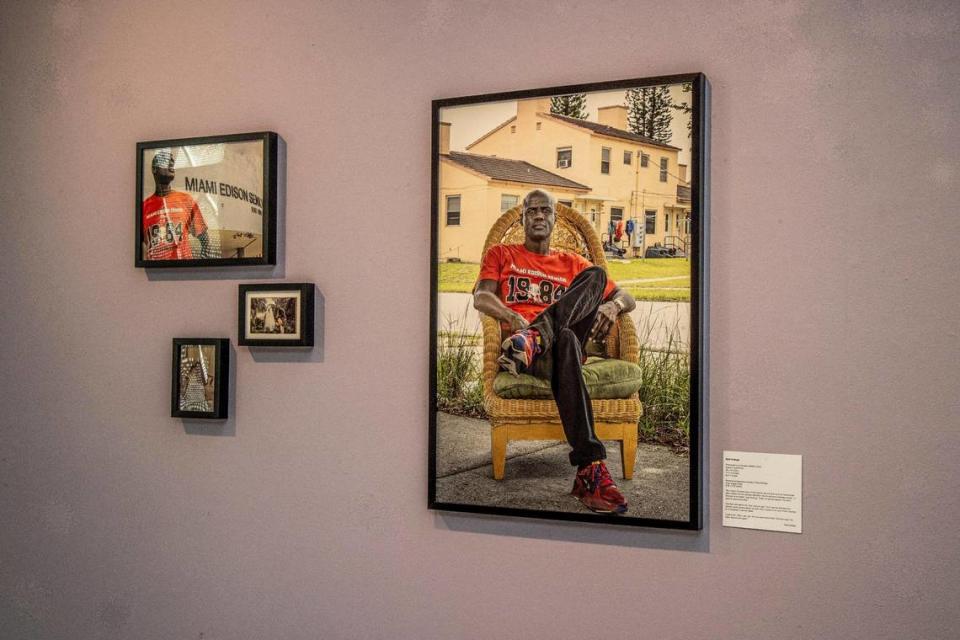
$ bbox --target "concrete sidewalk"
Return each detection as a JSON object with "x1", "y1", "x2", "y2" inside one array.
[{"x1": 435, "y1": 412, "x2": 690, "y2": 521}]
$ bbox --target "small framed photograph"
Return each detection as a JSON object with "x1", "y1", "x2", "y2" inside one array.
[
  {"x1": 238, "y1": 283, "x2": 315, "y2": 347},
  {"x1": 171, "y1": 338, "x2": 229, "y2": 419},
  {"x1": 136, "y1": 132, "x2": 279, "y2": 268}
]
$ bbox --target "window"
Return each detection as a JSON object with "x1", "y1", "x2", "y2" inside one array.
[
  {"x1": 610, "y1": 207, "x2": 623, "y2": 222},
  {"x1": 446, "y1": 195, "x2": 461, "y2": 226},
  {"x1": 623, "y1": 150, "x2": 632, "y2": 165},
  {"x1": 645, "y1": 210, "x2": 657, "y2": 235},
  {"x1": 556, "y1": 147, "x2": 572, "y2": 168},
  {"x1": 500, "y1": 194, "x2": 519, "y2": 213},
  {"x1": 601, "y1": 147, "x2": 611, "y2": 174},
  {"x1": 558, "y1": 200, "x2": 574, "y2": 208},
  {"x1": 640, "y1": 152, "x2": 649, "y2": 167},
  {"x1": 510, "y1": 125, "x2": 516, "y2": 133},
  {"x1": 660, "y1": 157, "x2": 668, "y2": 182},
  {"x1": 683, "y1": 215, "x2": 691, "y2": 235},
  {"x1": 536, "y1": 122, "x2": 542, "y2": 130}
]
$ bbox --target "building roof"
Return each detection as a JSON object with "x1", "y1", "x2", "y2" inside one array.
[
  {"x1": 465, "y1": 116, "x2": 516, "y2": 151},
  {"x1": 547, "y1": 113, "x2": 682, "y2": 151},
  {"x1": 443, "y1": 151, "x2": 590, "y2": 191}
]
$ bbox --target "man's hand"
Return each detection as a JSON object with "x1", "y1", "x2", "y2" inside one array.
[
  {"x1": 589, "y1": 301, "x2": 621, "y2": 343},
  {"x1": 506, "y1": 311, "x2": 529, "y2": 333},
  {"x1": 474, "y1": 279, "x2": 530, "y2": 332}
]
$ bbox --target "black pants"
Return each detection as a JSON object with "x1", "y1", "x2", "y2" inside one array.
[{"x1": 527, "y1": 266, "x2": 608, "y2": 467}]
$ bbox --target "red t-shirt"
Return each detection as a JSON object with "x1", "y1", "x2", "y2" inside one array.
[
  {"x1": 142, "y1": 191, "x2": 207, "y2": 260},
  {"x1": 477, "y1": 244, "x2": 617, "y2": 324}
]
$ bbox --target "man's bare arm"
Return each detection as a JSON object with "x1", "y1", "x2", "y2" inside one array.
[{"x1": 473, "y1": 279, "x2": 528, "y2": 333}]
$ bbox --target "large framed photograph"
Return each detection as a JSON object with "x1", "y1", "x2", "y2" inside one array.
[
  {"x1": 237, "y1": 283, "x2": 315, "y2": 347},
  {"x1": 136, "y1": 132, "x2": 278, "y2": 268},
  {"x1": 429, "y1": 74, "x2": 708, "y2": 529},
  {"x1": 172, "y1": 338, "x2": 229, "y2": 419}
]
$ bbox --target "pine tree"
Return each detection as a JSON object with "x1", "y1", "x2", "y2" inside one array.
[
  {"x1": 550, "y1": 93, "x2": 588, "y2": 119},
  {"x1": 626, "y1": 86, "x2": 673, "y2": 144},
  {"x1": 671, "y1": 82, "x2": 693, "y2": 138}
]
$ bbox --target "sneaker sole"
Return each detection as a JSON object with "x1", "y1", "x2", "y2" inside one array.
[
  {"x1": 497, "y1": 354, "x2": 520, "y2": 376},
  {"x1": 572, "y1": 493, "x2": 628, "y2": 514},
  {"x1": 582, "y1": 504, "x2": 628, "y2": 515},
  {"x1": 499, "y1": 337, "x2": 530, "y2": 375}
]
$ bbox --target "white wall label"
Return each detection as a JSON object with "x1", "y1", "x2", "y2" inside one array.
[{"x1": 722, "y1": 451, "x2": 802, "y2": 533}]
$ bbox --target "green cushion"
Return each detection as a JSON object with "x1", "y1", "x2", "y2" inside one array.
[{"x1": 494, "y1": 356, "x2": 642, "y2": 400}]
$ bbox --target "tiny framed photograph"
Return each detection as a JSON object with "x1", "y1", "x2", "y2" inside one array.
[
  {"x1": 171, "y1": 338, "x2": 229, "y2": 419},
  {"x1": 238, "y1": 283, "x2": 315, "y2": 347},
  {"x1": 136, "y1": 131, "x2": 279, "y2": 268}
]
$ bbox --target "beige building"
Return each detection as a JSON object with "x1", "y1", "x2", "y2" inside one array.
[
  {"x1": 438, "y1": 123, "x2": 590, "y2": 262},
  {"x1": 438, "y1": 97, "x2": 692, "y2": 262}
]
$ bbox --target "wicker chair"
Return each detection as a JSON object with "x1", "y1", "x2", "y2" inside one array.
[{"x1": 480, "y1": 203, "x2": 642, "y2": 480}]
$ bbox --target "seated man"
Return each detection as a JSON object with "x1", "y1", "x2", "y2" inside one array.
[{"x1": 473, "y1": 189, "x2": 637, "y2": 514}]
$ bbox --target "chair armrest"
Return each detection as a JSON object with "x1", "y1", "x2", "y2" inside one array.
[
  {"x1": 480, "y1": 314, "x2": 502, "y2": 399},
  {"x1": 616, "y1": 314, "x2": 639, "y2": 363}
]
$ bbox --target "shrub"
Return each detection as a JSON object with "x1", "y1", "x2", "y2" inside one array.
[
  {"x1": 635, "y1": 311, "x2": 690, "y2": 451},
  {"x1": 436, "y1": 312, "x2": 486, "y2": 419}
]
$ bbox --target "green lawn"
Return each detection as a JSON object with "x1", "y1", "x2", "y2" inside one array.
[
  {"x1": 620, "y1": 286, "x2": 690, "y2": 302},
  {"x1": 438, "y1": 258, "x2": 690, "y2": 302},
  {"x1": 437, "y1": 262, "x2": 482, "y2": 293},
  {"x1": 605, "y1": 258, "x2": 690, "y2": 281},
  {"x1": 628, "y1": 277, "x2": 690, "y2": 288}
]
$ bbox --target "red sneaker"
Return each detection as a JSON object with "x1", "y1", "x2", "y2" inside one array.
[
  {"x1": 497, "y1": 328, "x2": 541, "y2": 376},
  {"x1": 571, "y1": 462, "x2": 628, "y2": 514}
]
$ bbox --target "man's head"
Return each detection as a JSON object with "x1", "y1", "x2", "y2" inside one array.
[
  {"x1": 522, "y1": 189, "x2": 556, "y2": 242},
  {"x1": 151, "y1": 150, "x2": 175, "y2": 186}
]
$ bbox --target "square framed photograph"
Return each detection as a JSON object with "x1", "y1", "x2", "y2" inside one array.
[
  {"x1": 429, "y1": 73, "x2": 708, "y2": 529},
  {"x1": 237, "y1": 283, "x2": 315, "y2": 347},
  {"x1": 136, "y1": 131, "x2": 278, "y2": 268},
  {"x1": 172, "y1": 338, "x2": 229, "y2": 419}
]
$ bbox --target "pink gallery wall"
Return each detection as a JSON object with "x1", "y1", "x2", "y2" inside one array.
[{"x1": 1, "y1": 1, "x2": 958, "y2": 638}]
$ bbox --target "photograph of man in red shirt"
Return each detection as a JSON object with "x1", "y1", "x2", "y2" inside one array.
[
  {"x1": 473, "y1": 189, "x2": 637, "y2": 514},
  {"x1": 141, "y1": 150, "x2": 211, "y2": 261}
]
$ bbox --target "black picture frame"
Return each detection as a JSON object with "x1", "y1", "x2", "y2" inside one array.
[
  {"x1": 429, "y1": 73, "x2": 709, "y2": 529},
  {"x1": 136, "y1": 131, "x2": 279, "y2": 268},
  {"x1": 237, "y1": 283, "x2": 315, "y2": 347},
  {"x1": 171, "y1": 338, "x2": 229, "y2": 420}
]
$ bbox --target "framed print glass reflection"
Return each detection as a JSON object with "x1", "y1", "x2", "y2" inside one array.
[
  {"x1": 429, "y1": 74, "x2": 708, "y2": 529},
  {"x1": 136, "y1": 131, "x2": 278, "y2": 268},
  {"x1": 238, "y1": 283, "x2": 315, "y2": 347},
  {"x1": 172, "y1": 338, "x2": 229, "y2": 419}
]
